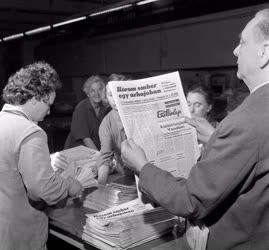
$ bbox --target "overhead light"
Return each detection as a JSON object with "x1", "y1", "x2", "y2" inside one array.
[
  {"x1": 89, "y1": 4, "x2": 132, "y2": 17},
  {"x1": 53, "y1": 16, "x2": 87, "y2": 28},
  {"x1": 3, "y1": 33, "x2": 24, "y2": 41},
  {"x1": 25, "y1": 25, "x2": 51, "y2": 35},
  {"x1": 1, "y1": 0, "x2": 157, "y2": 42},
  {"x1": 136, "y1": 0, "x2": 159, "y2": 6}
]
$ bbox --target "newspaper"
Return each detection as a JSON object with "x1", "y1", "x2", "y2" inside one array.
[
  {"x1": 50, "y1": 145, "x2": 99, "y2": 188},
  {"x1": 83, "y1": 198, "x2": 178, "y2": 249},
  {"x1": 109, "y1": 71, "x2": 199, "y2": 178},
  {"x1": 86, "y1": 198, "x2": 153, "y2": 225}
]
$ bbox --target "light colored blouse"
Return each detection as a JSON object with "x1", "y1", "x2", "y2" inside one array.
[{"x1": 97, "y1": 109, "x2": 133, "y2": 176}]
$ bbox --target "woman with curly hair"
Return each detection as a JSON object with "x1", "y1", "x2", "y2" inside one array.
[{"x1": 0, "y1": 61, "x2": 82, "y2": 250}]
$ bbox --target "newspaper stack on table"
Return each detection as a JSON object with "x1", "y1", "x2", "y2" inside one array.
[
  {"x1": 83, "y1": 183, "x2": 138, "y2": 211},
  {"x1": 82, "y1": 198, "x2": 179, "y2": 250},
  {"x1": 50, "y1": 145, "x2": 99, "y2": 188}
]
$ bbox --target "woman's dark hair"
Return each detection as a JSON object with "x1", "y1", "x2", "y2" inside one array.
[
  {"x1": 2, "y1": 61, "x2": 61, "y2": 105},
  {"x1": 108, "y1": 73, "x2": 127, "y2": 81},
  {"x1": 187, "y1": 84, "x2": 214, "y2": 106}
]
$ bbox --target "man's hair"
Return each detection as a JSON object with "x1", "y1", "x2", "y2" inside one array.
[
  {"x1": 254, "y1": 9, "x2": 269, "y2": 42},
  {"x1": 2, "y1": 61, "x2": 61, "y2": 105},
  {"x1": 187, "y1": 83, "x2": 214, "y2": 106},
  {"x1": 83, "y1": 75, "x2": 105, "y2": 95}
]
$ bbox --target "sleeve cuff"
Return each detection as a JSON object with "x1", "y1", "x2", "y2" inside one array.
[{"x1": 138, "y1": 163, "x2": 157, "y2": 195}]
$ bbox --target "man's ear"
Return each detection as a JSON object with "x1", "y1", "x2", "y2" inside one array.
[
  {"x1": 30, "y1": 97, "x2": 38, "y2": 105},
  {"x1": 207, "y1": 104, "x2": 212, "y2": 113},
  {"x1": 259, "y1": 42, "x2": 269, "y2": 68}
]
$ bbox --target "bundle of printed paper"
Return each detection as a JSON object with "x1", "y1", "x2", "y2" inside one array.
[
  {"x1": 82, "y1": 199, "x2": 178, "y2": 250},
  {"x1": 50, "y1": 145, "x2": 99, "y2": 188}
]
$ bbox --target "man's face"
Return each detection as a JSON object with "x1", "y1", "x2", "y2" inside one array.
[
  {"x1": 233, "y1": 16, "x2": 261, "y2": 84},
  {"x1": 88, "y1": 81, "x2": 104, "y2": 105},
  {"x1": 33, "y1": 92, "x2": 56, "y2": 122}
]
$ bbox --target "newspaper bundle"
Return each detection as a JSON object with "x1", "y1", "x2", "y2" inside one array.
[
  {"x1": 50, "y1": 145, "x2": 99, "y2": 188},
  {"x1": 109, "y1": 71, "x2": 199, "y2": 178},
  {"x1": 82, "y1": 198, "x2": 179, "y2": 249},
  {"x1": 83, "y1": 183, "x2": 138, "y2": 211}
]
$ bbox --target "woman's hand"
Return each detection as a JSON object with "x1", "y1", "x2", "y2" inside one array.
[
  {"x1": 179, "y1": 115, "x2": 215, "y2": 144},
  {"x1": 98, "y1": 165, "x2": 110, "y2": 185}
]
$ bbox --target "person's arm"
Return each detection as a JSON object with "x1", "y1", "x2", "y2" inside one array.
[
  {"x1": 97, "y1": 116, "x2": 114, "y2": 184},
  {"x1": 121, "y1": 115, "x2": 259, "y2": 220},
  {"x1": 18, "y1": 130, "x2": 82, "y2": 205},
  {"x1": 83, "y1": 137, "x2": 98, "y2": 150},
  {"x1": 98, "y1": 165, "x2": 110, "y2": 185}
]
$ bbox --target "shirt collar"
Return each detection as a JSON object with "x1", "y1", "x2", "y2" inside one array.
[
  {"x1": 251, "y1": 81, "x2": 269, "y2": 93},
  {"x1": 2, "y1": 104, "x2": 32, "y2": 121}
]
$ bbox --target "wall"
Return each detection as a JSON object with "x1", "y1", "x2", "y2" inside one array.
[
  {"x1": 21, "y1": 39, "x2": 40, "y2": 66},
  {"x1": 0, "y1": 41, "x2": 22, "y2": 86},
  {"x1": 35, "y1": 4, "x2": 269, "y2": 78}
]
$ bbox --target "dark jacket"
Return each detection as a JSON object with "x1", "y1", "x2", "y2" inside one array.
[{"x1": 139, "y1": 84, "x2": 269, "y2": 249}]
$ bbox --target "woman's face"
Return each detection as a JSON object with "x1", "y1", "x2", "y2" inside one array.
[
  {"x1": 106, "y1": 85, "x2": 117, "y2": 110},
  {"x1": 187, "y1": 92, "x2": 212, "y2": 118},
  {"x1": 88, "y1": 81, "x2": 104, "y2": 105}
]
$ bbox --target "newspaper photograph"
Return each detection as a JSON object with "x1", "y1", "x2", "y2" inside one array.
[{"x1": 109, "y1": 71, "x2": 199, "y2": 178}]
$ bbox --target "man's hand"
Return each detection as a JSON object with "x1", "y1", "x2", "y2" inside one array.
[
  {"x1": 178, "y1": 115, "x2": 215, "y2": 144},
  {"x1": 121, "y1": 139, "x2": 148, "y2": 174}
]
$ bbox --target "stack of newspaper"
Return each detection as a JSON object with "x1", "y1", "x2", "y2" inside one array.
[
  {"x1": 50, "y1": 145, "x2": 99, "y2": 188},
  {"x1": 83, "y1": 183, "x2": 138, "y2": 211},
  {"x1": 82, "y1": 199, "x2": 178, "y2": 250}
]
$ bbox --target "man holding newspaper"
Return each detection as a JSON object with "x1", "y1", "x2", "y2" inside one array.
[{"x1": 121, "y1": 9, "x2": 269, "y2": 250}]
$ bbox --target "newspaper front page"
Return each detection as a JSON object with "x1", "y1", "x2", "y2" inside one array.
[{"x1": 109, "y1": 71, "x2": 199, "y2": 178}]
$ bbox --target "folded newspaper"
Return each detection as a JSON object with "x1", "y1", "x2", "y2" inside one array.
[
  {"x1": 82, "y1": 198, "x2": 179, "y2": 249},
  {"x1": 50, "y1": 145, "x2": 99, "y2": 188},
  {"x1": 109, "y1": 71, "x2": 199, "y2": 178}
]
